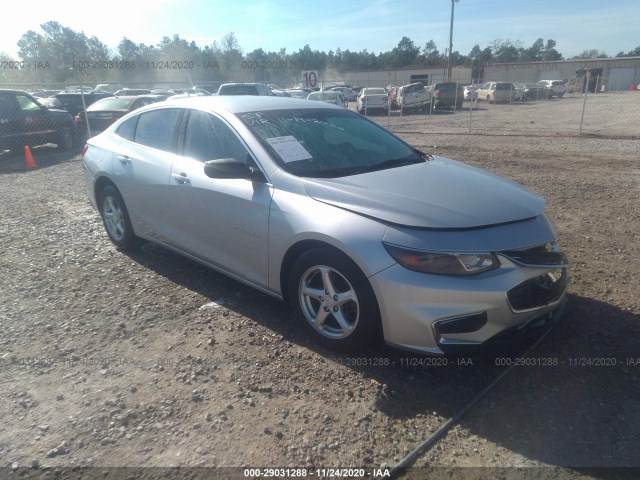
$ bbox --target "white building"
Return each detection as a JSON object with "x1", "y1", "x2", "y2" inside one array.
[
  {"x1": 483, "y1": 57, "x2": 640, "y2": 91},
  {"x1": 320, "y1": 66, "x2": 473, "y2": 89}
]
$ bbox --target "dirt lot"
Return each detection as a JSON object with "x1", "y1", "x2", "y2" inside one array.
[
  {"x1": 368, "y1": 90, "x2": 640, "y2": 139},
  {"x1": 0, "y1": 104, "x2": 639, "y2": 480}
]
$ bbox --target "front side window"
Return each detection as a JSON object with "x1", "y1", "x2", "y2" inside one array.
[
  {"x1": 134, "y1": 108, "x2": 181, "y2": 152},
  {"x1": 238, "y1": 108, "x2": 423, "y2": 178},
  {"x1": 183, "y1": 109, "x2": 248, "y2": 162}
]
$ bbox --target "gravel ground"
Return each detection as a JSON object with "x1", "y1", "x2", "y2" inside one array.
[{"x1": 0, "y1": 124, "x2": 639, "y2": 480}]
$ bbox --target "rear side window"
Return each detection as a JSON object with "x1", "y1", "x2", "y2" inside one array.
[
  {"x1": 134, "y1": 108, "x2": 181, "y2": 152},
  {"x1": 496, "y1": 83, "x2": 512, "y2": 90},
  {"x1": 115, "y1": 116, "x2": 138, "y2": 141}
]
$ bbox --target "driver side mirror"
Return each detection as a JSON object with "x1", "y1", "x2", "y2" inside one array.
[{"x1": 204, "y1": 157, "x2": 266, "y2": 182}]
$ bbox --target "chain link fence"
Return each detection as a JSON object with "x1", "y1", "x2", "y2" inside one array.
[{"x1": 1, "y1": 71, "x2": 639, "y2": 158}]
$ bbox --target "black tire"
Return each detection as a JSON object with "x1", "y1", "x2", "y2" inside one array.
[
  {"x1": 288, "y1": 247, "x2": 380, "y2": 352},
  {"x1": 56, "y1": 126, "x2": 73, "y2": 151},
  {"x1": 98, "y1": 185, "x2": 139, "y2": 250}
]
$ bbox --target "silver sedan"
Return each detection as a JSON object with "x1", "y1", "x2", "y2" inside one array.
[{"x1": 83, "y1": 96, "x2": 568, "y2": 354}]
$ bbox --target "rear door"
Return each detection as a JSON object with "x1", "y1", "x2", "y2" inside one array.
[{"x1": 110, "y1": 107, "x2": 183, "y2": 240}]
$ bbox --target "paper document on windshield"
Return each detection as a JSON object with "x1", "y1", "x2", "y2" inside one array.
[{"x1": 266, "y1": 136, "x2": 312, "y2": 163}]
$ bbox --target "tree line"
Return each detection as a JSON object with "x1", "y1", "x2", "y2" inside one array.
[{"x1": 1, "y1": 21, "x2": 639, "y2": 86}]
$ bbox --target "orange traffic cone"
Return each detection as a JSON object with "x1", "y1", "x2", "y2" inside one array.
[{"x1": 24, "y1": 146, "x2": 37, "y2": 168}]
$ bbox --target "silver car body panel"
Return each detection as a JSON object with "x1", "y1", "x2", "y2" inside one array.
[
  {"x1": 304, "y1": 157, "x2": 545, "y2": 229},
  {"x1": 84, "y1": 96, "x2": 567, "y2": 354}
]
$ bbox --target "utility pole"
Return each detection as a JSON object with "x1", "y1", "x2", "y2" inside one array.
[{"x1": 447, "y1": 0, "x2": 459, "y2": 80}]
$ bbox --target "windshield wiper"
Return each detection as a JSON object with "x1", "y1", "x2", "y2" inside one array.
[
  {"x1": 304, "y1": 151, "x2": 429, "y2": 178},
  {"x1": 356, "y1": 155, "x2": 426, "y2": 174}
]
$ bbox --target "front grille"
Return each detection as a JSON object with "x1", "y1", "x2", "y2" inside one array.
[{"x1": 507, "y1": 268, "x2": 568, "y2": 312}]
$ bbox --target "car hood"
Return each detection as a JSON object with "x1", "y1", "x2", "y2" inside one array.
[{"x1": 303, "y1": 156, "x2": 546, "y2": 229}]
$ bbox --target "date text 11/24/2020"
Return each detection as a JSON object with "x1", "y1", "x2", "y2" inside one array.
[{"x1": 68, "y1": 60, "x2": 220, "y2": 70}]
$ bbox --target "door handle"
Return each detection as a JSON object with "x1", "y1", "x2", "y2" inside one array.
[
  {"x1": 117, "y1": 155, "x2": 131, "y2": 165},
  {"x1": 172, "y1": 172, "x2": 190, "y2": 184}
]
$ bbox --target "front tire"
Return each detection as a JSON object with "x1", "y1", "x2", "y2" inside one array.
[
  {"x1": 98, "y1": 185, "x2": 139, "y2": 250},
  {"x1": 288, "y1": 247, "x2": 380, "y2": 352}
]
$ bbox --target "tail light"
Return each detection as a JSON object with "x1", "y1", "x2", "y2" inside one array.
[
  {"x1": 81, "y1": 144, "x2": 88, "y2": 158},
  {"x1": 434, "y1": 89, "x2": 440, "y2": 97}
]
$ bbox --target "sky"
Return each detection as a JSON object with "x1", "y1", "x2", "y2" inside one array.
[{"x1": 0, "y1": 0, "x2": 638, "y2": 60}]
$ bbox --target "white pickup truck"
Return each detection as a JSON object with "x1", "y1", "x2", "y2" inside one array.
[{"x1": 397, "y1": 82, "x2": 431, "y2": 111}]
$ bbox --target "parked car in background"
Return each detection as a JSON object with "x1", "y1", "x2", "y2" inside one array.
[
  {"x1": 75, "y1": 95, "x2": 163, "y2": 139},
  {"x1": 475, "y1": 82, "x2": 516, "y2": 104},
  {"x1": 512, "y1": 83, "x2": 526, "y2": 101},
  {"x1": 172, "y1": 87, "x2": 212, "y2": 96},
  {"x1": 564, "y1": 77, "x2": 583, "y2": 94},
  {"x1": 0, "y1": 89, "x2": 74, "y2": 152},
  {"x1": 307, "y1": 90, "x2": 346, "y2": 107},
  {"x1": 356, "y1": 87, "x2": 389, "y2": 114},
  {"x1": 537, "y1": 80, "x2": 566, "y2": 98},
  {"x1": 396, "y1": 83, "x2": 430, "y2": 111},
  {"x1": 217, "y1": 83, "x2": 273, "y2": 96},
  {"x1": 386, "y1": 85, "x2": 399, "y2": 109},
  {"x1": 40, "y1": 91, "x2": 113, "y2": 117},
  {"x1": 114, "y1": 89, "x2": 152, "y2": 97},
  {"x1": 519, "y1": 83, "x2": 550, "y2": 100},
  {"x1": 463, "y1": 85, "x2": 480, "y2": 101},
  {"x1": 284, "y1": 88, "x2": 313, "y2": 99},
  {"x1": 269, "y1": 88, "x2": 291, "y2": 97},
  {"x1": 83, "y1": 96, "x2": 568, "y2": 354},
  {"x1": 195, "y1": 85, "x2": 217, "y2": 95},
  {"x1": 95, "y1": 84, "x2": 124, "y2": 94},
  {"x1": 327, "y1": 86, "x2": 357, "y2": 102},
  {"x1": 30, "y1": 89, "x2": 62, "y2": 99},
  {"x1": 430, "y1": 82, "x2": 464, "y2": 110}
]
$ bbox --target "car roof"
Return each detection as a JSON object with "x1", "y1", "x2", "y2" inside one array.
[
  {"x1": 162, "y1": 95, "x2": 340, "y2": 114},
  {"x1": 0, "y1": 88, "x2": 37, "y2": 95}
]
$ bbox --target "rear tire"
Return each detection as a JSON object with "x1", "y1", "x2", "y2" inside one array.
[{"x1": 98, "y1": 185, "x2": 140, "y2": 250}]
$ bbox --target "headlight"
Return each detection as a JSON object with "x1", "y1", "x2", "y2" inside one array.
[{"x1": 383, "y1": 243, "x2": 500, "y2": 276}]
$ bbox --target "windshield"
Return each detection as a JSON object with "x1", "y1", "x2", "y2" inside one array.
[{"x1": 237, "y1": 108, "x2": 423, "y2": 178}]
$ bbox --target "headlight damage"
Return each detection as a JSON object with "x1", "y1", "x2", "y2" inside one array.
[{"x1": 383, "y1": 243, "x2": 500, "y2": 276}]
